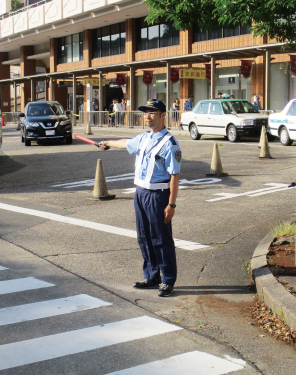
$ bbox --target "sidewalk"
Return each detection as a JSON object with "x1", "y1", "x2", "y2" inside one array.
[{"x1": 251, "y1": 231, "x2": 296, "y2": 330}]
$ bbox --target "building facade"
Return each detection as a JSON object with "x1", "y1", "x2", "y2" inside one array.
[{"x1": 0, "y1": 0, "x2": 295, "y2": 116}]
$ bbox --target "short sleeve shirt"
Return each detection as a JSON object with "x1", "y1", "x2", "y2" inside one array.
[
  {"x1": 184, "y1": 100, "x2": 193, "y2": 111},
  {"x1": 126, "y1": 128, "x2": 181, "y2": 183}
]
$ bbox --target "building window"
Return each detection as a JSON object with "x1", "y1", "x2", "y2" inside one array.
[
  {"x1": 93, "y1": 22, "x2": 126, "y2": 58},
  {"x1": 57, "y1": 33, "x2": 83, "y2": 64},
  {"x1": 136, "y1": 17, "x2": 179, "y2": 51},
  {"x1": 193, "y1": 24, "x2": 250, "y2": 42}
]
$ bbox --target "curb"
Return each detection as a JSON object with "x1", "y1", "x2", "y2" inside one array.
[{"x1": 251, "y1": 232, "x2": 296, "y2": 330}]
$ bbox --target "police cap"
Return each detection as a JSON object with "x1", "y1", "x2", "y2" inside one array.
[{"x1": 138, "y1": 99, "x2": 166, "y2": 113}]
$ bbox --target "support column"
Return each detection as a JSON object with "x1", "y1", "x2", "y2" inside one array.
[
  {"x1": 31, "y1": 79, "x2": 35, "y2": 103},
  {"x1": 0, "y1": 52, "x2": 11, "y2": 114},
  {"x1": 211, "y1": 57, "x2": 216, "y2": 100},
  {"x1": 14, "y1": 83, "x2": 17, "y2": 112},
  {"x1": 166, "y1": 62, "x2": 171, "y2": 129},
  {"x1": 130, "y1": 66, "x2": 135, "y2": 111},
  {"x1": 20, "y1": 46, "x2": 36, "y2": 111},
  {"x1": 265, "y1": 50, "x2": 271, "y2": 110},
  {"x1": 73, "y1": 74, "x2": 76, "y2": 126},
  {"x1": 99, "y1": 71, "x2": 103, "y2": 126},
  {"x1": 50, "y1": 77, "x2": 54, "y2": 101}
]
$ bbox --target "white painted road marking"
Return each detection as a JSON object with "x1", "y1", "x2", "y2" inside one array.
[
  {"x1": 0, "y1": 277, "x2": 54, "y2": 295},
  {"x1": 0, "y1": 316, "x2": 182, "y2": 371},
  {"x1": 0, "y1": 294, "x2": 112, "y2": 326},
  {"x1": 0, "y1": 203, "x2": 209, "y2": 251},
  {"x1": 207, "y1": 183, "x2": 295, "y2": 202},
  {"x1": 105, "y1": 351, "x2": 246, "y2": 375},
  {"x1": 0, "y1": 266, "x2": 8, "y2": 271},
  {"x1": 51, "y1": 174, "x2": 222, "y2": 190}
]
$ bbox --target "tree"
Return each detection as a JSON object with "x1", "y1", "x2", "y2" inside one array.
[
  {"x1": 11, "y1": 0, "x2": 24, "y2": 12},
  {"x1": 144, "y1": 0, "x2": 296, "y2": 49}
]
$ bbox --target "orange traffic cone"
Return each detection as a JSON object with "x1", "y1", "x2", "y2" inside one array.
[{"x1": 1, "y1": 116, "x2": 5, "y2": 127}]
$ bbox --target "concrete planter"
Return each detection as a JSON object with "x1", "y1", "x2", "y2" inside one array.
[{"x1": 252, "y1": 232, "x2": 296, "y2": 330}]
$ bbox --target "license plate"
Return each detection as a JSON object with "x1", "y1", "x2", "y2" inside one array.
[{"x1": 46, "y1": 130, "x2": 55, "y2": 136}]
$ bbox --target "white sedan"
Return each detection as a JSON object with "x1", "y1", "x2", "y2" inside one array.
[
  {"x1": 268, "y1": 99, "x2": 296, "y2": 146},
  {"x1": 180, "y1": 99, "x2": 270, "y2": 142}
]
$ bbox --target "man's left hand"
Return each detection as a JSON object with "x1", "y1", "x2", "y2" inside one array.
[{"x1": 164, "y1": 206, "x2": 175, "y2": 224}]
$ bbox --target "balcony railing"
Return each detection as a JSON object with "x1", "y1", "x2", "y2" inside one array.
[{"x1": 0, "y1": 0, "x2": 52, "y2": 21}]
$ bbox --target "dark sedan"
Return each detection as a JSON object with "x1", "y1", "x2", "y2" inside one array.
[{"x1": 20, "y1": 101, "x2": 72, "y2": 146}]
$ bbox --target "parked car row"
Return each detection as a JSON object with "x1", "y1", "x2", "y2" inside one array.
[{"x1": 180, "y1": 98, "x2": 296, "y2": 146}]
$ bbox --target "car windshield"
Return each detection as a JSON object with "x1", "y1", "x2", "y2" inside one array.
[
  {"x1": 27, "y1": 103, "x2": 64, "y2": 116},
  {"x1": 222, "y1": 101, "x2": 259, "y2": 114}
]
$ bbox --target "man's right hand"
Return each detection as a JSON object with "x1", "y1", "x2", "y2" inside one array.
[{"x1": 98, "y1": 141, "x2": 109, "y2": 150}]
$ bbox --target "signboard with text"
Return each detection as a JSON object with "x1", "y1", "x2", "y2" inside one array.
[
  {"x1": 179, "y1": 68, "x2": 206, "y2": 79},
  {"x1": 83, "y1": 78, "x2": 106, "y2": 86}
]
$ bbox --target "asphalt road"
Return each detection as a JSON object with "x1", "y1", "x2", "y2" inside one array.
[{"x1": 0, "y1": 123, "x2": 296, "y2": 374}]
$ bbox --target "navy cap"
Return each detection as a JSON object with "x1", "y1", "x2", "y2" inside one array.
[
  {"x1": 138, "y1": 99, "x2": 166, "y2": 113},
  {"x1": 255, "y1": 95, "x2": 260, "y2": 98}
]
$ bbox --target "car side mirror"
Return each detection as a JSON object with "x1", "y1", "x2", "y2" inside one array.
[
  {"x1": 231, "y1": 111, "x2": 236, "y2": 115},
  {"x1": 65, "y1": 110, "x2": 71, "y2": 115},
  {"x1": 18, "y1": 112, "x2": 25, "y2": 117}
]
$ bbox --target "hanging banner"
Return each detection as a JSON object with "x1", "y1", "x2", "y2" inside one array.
[
  {"x1": 179, "y1": 68, "x2": 206, "y2": 79},
  {"x1": 82, "y1": 78, "x2": 106, "y2": 86},
  {"x1": 170, "y1": 68, "x2": 179, "y2": 83},
  {"x1": 143, "y1": 71, "x2": 153, "y2": 85},
  {"x1": 290, "y1": 55, "x2": 296, "y2": 76},
  {"x1": 205, "y1": 64, "x2": 211, "y2": 80},
  {"x1": 116, "y1": 74, "x2": 126, "y2": 86},
  {"x1": 240, "y1": 60, "x2": 253, "y2": 78}
]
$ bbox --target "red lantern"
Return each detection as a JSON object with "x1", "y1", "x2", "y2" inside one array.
[
  {"x1": 116, "y1": 74, "x2": 126, "y2": 86},
  {"x1": 143, "y1": 71, "x2": 153, "y2": 85},
  {"x1": 205, "y1": 64, "x2": 211, "y2": 80},
  {"x1": 241, "y1": 60, "x2": 253, "y2": 78},
  {"x1": 170, "y1": 68, "x2": 179, "y2": 83},
  {"x1": 290, "y1": 55, "x2": 296, "y2": 76}
]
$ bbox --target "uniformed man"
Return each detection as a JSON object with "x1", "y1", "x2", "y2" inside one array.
[
  {"x1": 183, "y1": 95, "x2": 194, "y2": 111},
  {"x1": 253, "y1": 95, "x2": 262, "y2": 111},
  {"x1": 99, "y1": 99, "x2": 181, "y2": 297}
]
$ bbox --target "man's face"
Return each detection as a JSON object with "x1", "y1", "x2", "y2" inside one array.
[
  {"x1": 189, "y1": 97, "x2": 193, "y2": 102},
  {"x1": 143, "y1": 109, "x2": 164, "y2": 129}
]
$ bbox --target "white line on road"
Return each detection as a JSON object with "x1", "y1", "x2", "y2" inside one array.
[
  {"x1": 0, "y1": 294, "x2": 112, "y2": 326},
  {"x1": 105, "y1": 351, "x2": 246, "y2": 375},
  {"x1": 0, "y1": 316, "x2": 182, "y2": 371},
  {"x1": 0, "y1": 202, "x2": 209, "y2": 251},
  {"x1": 0, "y1": 266, "x2": 8, "y2": 271},
  {"x1": 0, "y1": 277, "x2": 55, "y2": 295},
  {"x1": 206, "y1": 183, "x2": 295, "y2": 202}
]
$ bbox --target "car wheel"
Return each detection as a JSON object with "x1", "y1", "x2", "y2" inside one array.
[
  {"x1": 190, "y1": 123, "x2": 201, "y2": 140},
  {"x1": 66, "y1": 136, "x2": 72, "y2": 144},
  {"x1": 280, "y1": 127, "x2": 293, "y2": 146},
  {"x1": 227, "y1": 125, "x2": 240, "y2": 142},
  {"x1": 24, "y1": 131, "x2": 31, "y2": 146}
]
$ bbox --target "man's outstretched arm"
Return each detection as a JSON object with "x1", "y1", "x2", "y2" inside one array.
[{"x1": 99, "y1": 139, "x2": 128, "y2": 150}]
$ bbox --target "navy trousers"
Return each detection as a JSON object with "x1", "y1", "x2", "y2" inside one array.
[{"x1": 134, "y1": 186, "x2": 177, "y2": 286}]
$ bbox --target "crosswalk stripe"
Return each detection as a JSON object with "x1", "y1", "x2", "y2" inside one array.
[
  {"x1": 0, "y1": 277, "x2": 55, "y2": 295},
  {"x1": 105, "y1": 351, "x2": 246, "y2": 375},
  {"x1": 0, "y1": 266, "x2": 8, "y2": 271},
  {"x1": 0, "y1": 316, "x2": 182, "y2": 371},
  {"x1": 0, "y1": 294, "x2": 112, "y2": 326}
]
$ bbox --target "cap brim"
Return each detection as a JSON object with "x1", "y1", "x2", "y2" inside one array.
[{"x1": 138, "y1": 105, "x2": 164, "y2": 112}]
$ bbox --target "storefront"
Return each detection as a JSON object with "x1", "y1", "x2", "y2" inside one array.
[{"x1": 270, "y1": 62, "x2": 296, "y2": 110}]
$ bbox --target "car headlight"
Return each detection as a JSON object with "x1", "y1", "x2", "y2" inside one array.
[
  {"x1": 26, "y1": 122, "x2": 39, "y2": 128},
  {"x1": 240, "y1": 119, "x2": 254, "y2": 126}
]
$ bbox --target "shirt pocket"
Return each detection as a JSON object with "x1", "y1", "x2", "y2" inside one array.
[{"x1": 155, "y1": 154, "x2": 165, "y2": 166}]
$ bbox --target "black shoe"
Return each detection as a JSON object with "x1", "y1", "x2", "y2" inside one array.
[
  {"x1": 133, "y1": 278, "x2": 161, "y2": 289},
  {"x1": 158, "y1": 283, "x2": 174, "y2": 297}
]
